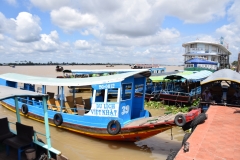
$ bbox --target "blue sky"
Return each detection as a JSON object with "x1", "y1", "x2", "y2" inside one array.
[{"x1": 0, "y1": 0, "x2": 239, "y2": 64}]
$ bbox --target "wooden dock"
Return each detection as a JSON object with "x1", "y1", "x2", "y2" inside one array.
[{"x1": 175, "y1": 105, "x2": 240, "y2": 160}]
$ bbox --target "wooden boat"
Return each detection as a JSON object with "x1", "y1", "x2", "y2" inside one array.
[
  {"x1": 140, "y1": 70, "x2": 212, "y2": 106},
  {"x1": 0, "y1": 85, "x2": 66, "y2": 160},
  {"x1": 106, "y1": 64, "x2": 114, "y2": 67},
  {"x1": 55, "y1": 65, "x2": 63, "y2": 72},
  {"x1": 0, "y1": 70, "x2": 200, "y2": 142}
]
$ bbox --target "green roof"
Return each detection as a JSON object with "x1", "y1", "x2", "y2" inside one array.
[{"x1": 150, "y1": 71, "x2": 196, "y2": 82}]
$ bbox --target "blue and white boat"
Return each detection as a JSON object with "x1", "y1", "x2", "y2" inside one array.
[
  {"x1": 0, "y1": 85, "x2": 66, "y2": 160},
  {"x1": 0, "y1": 70, "x2": 200, "y2": 141}
]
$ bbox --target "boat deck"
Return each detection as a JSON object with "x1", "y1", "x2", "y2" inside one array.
[
  {"x1": 0, "y1": 145, "x2": 28, "y2": 160},
  {"x1": 124, "y1": 113, "x2": 178, "y2": 127},
  {"x1": 175, "y1": 105, "x2": 240, "y2": 160}
]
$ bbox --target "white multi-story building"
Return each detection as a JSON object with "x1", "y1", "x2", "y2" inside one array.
[{"x1": 182, "y1": 38, "x2": 231, "y2": 71}]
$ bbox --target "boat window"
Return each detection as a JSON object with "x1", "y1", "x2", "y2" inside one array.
[
  {"x1": 95, "y1": 88, "x2": 119, "y2": 102},
  {"x1": 106, "y1": 88, "x2": 119, "y2": 102},
  {"x1": 122, "y1": 83, "x2": 132, "y2": 100}
]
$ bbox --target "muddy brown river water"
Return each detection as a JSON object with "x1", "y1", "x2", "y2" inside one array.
[{"x1": 0, "y1": 65, "x2": 185, "y2": 160}]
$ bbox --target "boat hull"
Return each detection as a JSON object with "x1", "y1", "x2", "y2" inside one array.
[{"x1": 0, "y1": 101, "x2": 191, "y2": 142}]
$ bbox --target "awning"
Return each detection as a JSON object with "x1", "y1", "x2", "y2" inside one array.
[
  {"x1": 153, "y1": 70, "x2": 212, "y2": 82},
  {"x1": 201, "y1": 69, "x2": 240, "y2": 85},
  {"x1": 70, "y1": 69, "x2": 148, "y2": 74},
  {"x1": 0, "y1": 70, "x2": 150, "y2": 86},
  {"x1": 184, "y1": 70, "x2": 213, "y2": 81},
  {"x1": 0, "y1": 85, "x2": 47, "y2": 100},
  {"x1": 150, "y1": 71, "x2": 195, "y2": 82},
  {"x1": 185, "y1": 58, "x2": 218, "y2": 65}
]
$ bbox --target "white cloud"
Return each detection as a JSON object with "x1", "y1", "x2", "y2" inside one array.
[
  {"x1": 50, "y1": 7, "x2": 98, "y2": 32},
  {"x1": 13, "y1": 12, "x2": 42, "y2": 42},
  {"x1": 159, "y1": 0, "x2": 231, "y2": 24},
  {"x1": 30, "y1": 0, "x2": 70, "y2": 11},
  {"x1": 0, "y1": 12, "x2": 16, "y2": 34},
  {"x1": 0, "y1": 34, "x2": 4, "y2": 40},
  {"x1": 74, "y1": 40, "x2": 91, "y2": 50},
  {"x1": 100, "y1": 28, "x2": 180, "y2": 47},
  {"x1": 85, "y1": 0, "x2": 165, "y2": 37},
  {"x1": 33, "y1": 31, "x2": 59, "y2": 52},
  {"x1": 1, "y1": 0, "x2": 239, "y2": 64},
  {"x1": 227, "y1": 0, "x2": 240, "y2": 24},
  {"x1": 215, "y1": 0, "x2": 240, "y2": 62},
  {"x1": 5, "y1": 0, "x2": 17, "y2": 6}
]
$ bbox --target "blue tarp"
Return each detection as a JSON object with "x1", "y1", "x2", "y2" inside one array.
[
  {"x1": 185, "y1": 58, "x2": 218, "y2": 65},
  {"x1": 183, "y1": 70, "x2": 213, "y2": 81},
  {"x1": 164, "y1": 70, "x2": 212, "y2": 81}
]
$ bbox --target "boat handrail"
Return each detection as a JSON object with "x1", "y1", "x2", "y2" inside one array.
[{"x1": 7, "y1": 121, "x2": 61, "y2": 155}]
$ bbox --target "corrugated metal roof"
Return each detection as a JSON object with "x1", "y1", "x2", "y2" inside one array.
[
  {"x1": 0, "y1": 85, "x2": 47, "y2": 100},
  {"x1": 150, "y1": 70, "x2": 212, "y2": 82},
  {"x1": 201, "y1": 69, "x2": 240, "y2": 85},
  {"x1": 150, "y1": 71, "x2": 195, "y2": 82},
  {"x1": 183, "y1": 70, "x2": 212, "y2": 80},
  {"x1": 69, "y1": 69, "x2": 147, "y2": 74},
  {"x1": 0, "y1": 70, "x2": 149, "y2": 86}
]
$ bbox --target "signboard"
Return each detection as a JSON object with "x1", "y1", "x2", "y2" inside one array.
[
  {"x1": 86, "y1": 103, "x2": 119, "y2": 117},
  {"x1": 92, "y1": 82, "x2": 121, "y2": 90}
]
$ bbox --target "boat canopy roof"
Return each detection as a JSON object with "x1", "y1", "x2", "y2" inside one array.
[
  {"x1": 150, "y1": 71, "x2": 195, "y2": 82},
  {"x1": 0, "y1": 85, "x2": 47, "y2": 100},
  {"x1": 0, "y1": 69, "x2": 150, "y2": 86},
  {"x1": 185, "y1": 58, "x2": 218, "y2": 65},
  {"x1": 151, "y1": 70, "x2": 212, "y2": 82},
  {"x1": 63, "y1": 69, "x2": 148, "y2": 74},
  {"x1": 201, "y1": 69, "x2": 240, "y2": 85},
  {"x1": 183, "y1": 70, "x2": 212, "y2": 80}
]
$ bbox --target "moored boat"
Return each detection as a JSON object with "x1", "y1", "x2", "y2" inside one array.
[
  {"x1": 55, "y1": 65, "x2": 63, "y2": 72},
  {"x1": 0, "y1": 70, "x2": 201, "y2": 141},
  {"x1": 138, "y1": 70, "x2": 212, "y2": 105},
  {"x1": 0, "y1": 85, "x2": 66, "y2": 160}
]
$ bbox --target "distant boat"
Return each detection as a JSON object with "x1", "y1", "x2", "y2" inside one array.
[
  {"x1": 9, "y1": 65, "x2": 15, "y2": 68},
  {"x1": 106, "y1": 64, "x2": 114, "y2": 67},
  {"x1": 55, "y1": 65, "x2": 63, "y2": 72}
]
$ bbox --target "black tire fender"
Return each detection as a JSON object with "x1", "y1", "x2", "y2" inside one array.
[
  {"x1": 190, "y1": 113, "x2": 207, "y2": 128},
  {"x1": 182, "y1": 133, "x2": 191, "y2": 146},
  {"x1": 148, "y1": 110, "x2": 152, "y2": 117},
  {"x1": 166, "y1": 150, "x2": 177, "y2": 160},
  {"x1": 53, "y1": 113, "x2": 63, "y2": 126},
  {"x1": 181, "y1": 121, "x2": 192, "y2": 131},
  {"x1": 174, "y1": 114, "x2": 186, "y2": 127},
  {"x1": 107, "y1": 120, "x2": 121, "y2": 135},
  {"x1": 21, "y1": 104, "x2": 28, "y2": 115}
]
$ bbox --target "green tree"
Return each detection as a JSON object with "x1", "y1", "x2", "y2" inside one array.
[{"x1": 232, "y1": 61, "x2": 238, "y2": 66}]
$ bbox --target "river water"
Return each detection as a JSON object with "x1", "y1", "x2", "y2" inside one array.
[{"x1": 0, "y1": 65, "x2": 185, "y2": 160}]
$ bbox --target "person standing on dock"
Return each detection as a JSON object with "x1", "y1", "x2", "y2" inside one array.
[{"x1": 202, "y1": 88, "x2": 212, "y2": 102}]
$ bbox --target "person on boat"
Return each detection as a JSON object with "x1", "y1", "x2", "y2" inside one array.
[
  {"x1": 202, "y1": 88, "x2": 212, "y2": 102},
  {"x1": 231, "y1": 89, "x2": 240, "y2": 104}
]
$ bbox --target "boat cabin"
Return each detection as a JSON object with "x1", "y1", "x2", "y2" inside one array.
[{"x1": 200, "y1": 69, "x2": 240, "y2": 110}]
